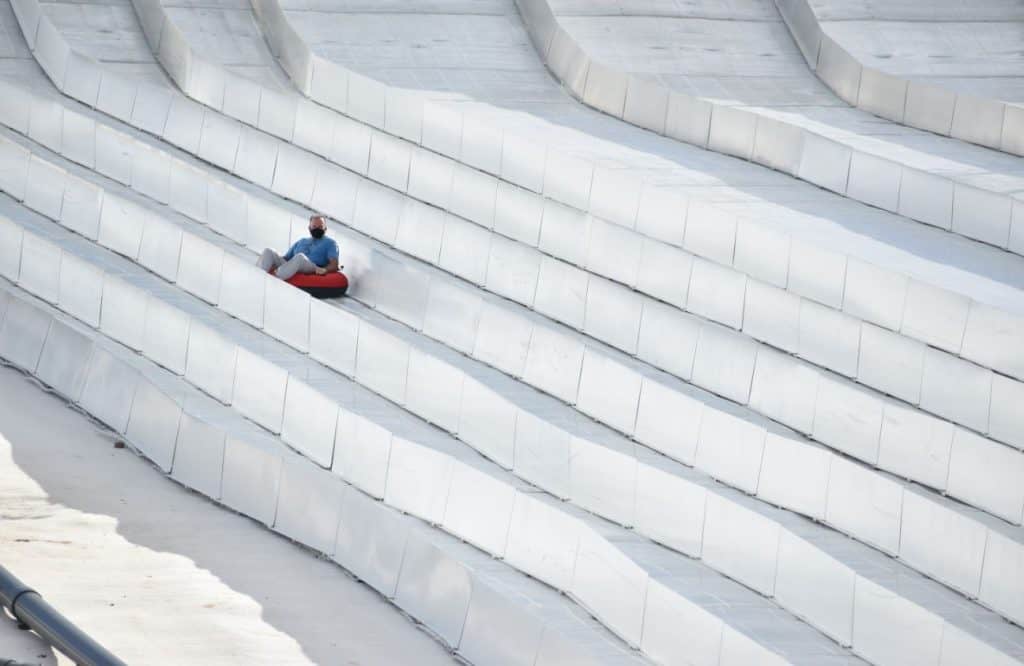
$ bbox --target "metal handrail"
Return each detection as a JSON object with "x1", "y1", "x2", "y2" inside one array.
[{"x1": 0, "y1": 564, "x2": 126, "y2": 666}]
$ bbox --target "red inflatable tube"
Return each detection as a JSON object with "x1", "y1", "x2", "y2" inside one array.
[{"x1": 270, "y1": 270, "x2": 349, "y2": 298}]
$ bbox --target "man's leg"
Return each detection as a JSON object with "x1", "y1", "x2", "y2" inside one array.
[
  {"x1": 258, "y1": 249, "x2": 285, "y2": 272},
  {"x1": 275, "y1": 253, "x2": 318, "y2": 280}
]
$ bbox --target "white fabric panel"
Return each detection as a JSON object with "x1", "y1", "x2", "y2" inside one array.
[
  {"x1": 742, "y1": 281, "x2": 800, "y2": 354},
  {"x1": 951, "y1": 94, "x2": 1006, "y2": 150},
  {"x1": 420, "y1": 103, "x2": 462, "y2": 159},
  {"x1": 473, "y1": 300, "x2": 533, "y2": 378},
  {"x1": 62, "y1": 54, "x2": 103, "y2": 107},
  {"x1": 751, "y1": 115, "x2": 803, "y2": 175},
  {"x1": 570, "y1": 528, "x2": 647, "y2": 648},
  {"x1": 79, "y1": 346, "x2": 138, "y2": 434},
  {"x1": 813, "y1": 375, "x2": 884, "y2": 463},
  {"x1": 221, "y1": 74, "x2": 262, "y2": 126},
  {"x1": 685, "y1": 257, "x2": 746, "y2": 330},
  {"x1": 218, "y1": 253, "x2": 265, "y2": 328},
  {"x1": 333, "y1": 487, "x2": 408, "y2": 597},
  {"x1": 395, "y1": 200, "x2": 446, "y2": 264},
  {"x1": 27, "y1": 96, "x2": 62, "y2": 154},
  {"x1": 0, "y1": 82, "x2": 32, "y2": 135},
  {"x1": 695, "y1": 407, "x2": 766, "y2": 494},
  {"x1": 171, "y1": 412, "x2": 225, "y2": 500},
  {"x1": 635, "y1": 185, "x2": 687, "y2": 247},
  {"x1": 749, "y1": 348, "x2": 819, "y2": 434},
  {"x1": 293, "y1": 97, "x2": 336, "y2": 159},
  {"x1": 774, "y1": 530, "x2": 854, "y2": 647},
  {"x1": 569, "y1": 436, "x2": 637, "y2": 526},
  {"x1": 634, "y1": 378, "x2": 703, "y2": 466},
  {"x1": 234, "y1": 126, "x2": 280, "y2": 190},
  {"x1": 34, "y1": 19, "x2": 71, "y2": 101},
  {"x1": 877, "y1": 402, "x2": 954, "y2": 491},
  {"x1": 585, "y1": 217, "x2": 641, "y2": 288},
  {"x1": 919, "y1": 350, "x2": 992, "y2": 434},
  {"x1": 0, "y1": 218, "x2": 22, "y2": 281},
  {"x1": 582, "y1": 278, "x2": 642, "y2": 355},
  {"x1": 733, "y1": 220, "x2": 789, "y2": 289},
  {"x1": 384, "y1": 437, "x2": 453, "y2": 525},
  {"x1": 19, "y1": 233, "x2": 61, "y2": 304},
  {"x1": 61, "y1": 110, "x2": 96, "y2": 169},
  {"x1": 271, "y1": 143, "x2": 317, "y2": 205},
  {"x1": 522, "y1": 325, "x2": 585, "y2": 404},
  {"x1": 682, "y1": 203, "x2": 736, "y2": 267},
  {"x1": 635, "y1": 238, "x2": 691, "y2": 311},
  {"x1": 788, "y1": 239, "x2": 846, "y2": 310},
  {"x1": 989, "y1": 375, "x2": 1024, "y2": 449},
  {"x1": 458, "y1": 378, "x2": 517, "y2": 469},
  {"x1": 589, "y1": 170, "x2": 641, "y2": 235},
  {"x1": 407, "y1": 148, "x2": 454, "y2": 210},
  {"x1": 308, "y1": 300, "x2": 359, "y2": 378},
  {"x1": 576, "y1": 349, "x2": 642, "y2": 436},
  {"x1": 640, "y1": 579, "x2": 723, "y2": 666},
  {"x1": 962, "y1": 302, "x2": 1024, "y2": 382},
  {"x1": 162, "y1": 97, "x2": 205, "y2": 156},
  {"x1": 35, "y1": 319, "x2": 93, "y2": 402},
  {"x1": 333, "y1": 411, "x2": 392, "y2": 499},
  {"x1": 232, "y1": 347, "x2": 288, "y2": 433},
  {"x1": 57, "y1": 252, "x2": 103, "y2": 327},
  {"x1": 405, "y1": 346, "x2": 464, "y2": 435},
  {"x1": 851, "y1": 576, "x2": 943, "y2": 666},
  {"x1": 351, "y1": 180, "x2": 404, "y2": 244},
  {"x1": 197, "y1": 112, "x2": 241, "y2": 172},
  {"x1": 329, "y1": 115, "x2": 372, "y2": 175},
  {"x1": 24, "y1": 155, "x2": 66, "y2": 220},
  {"x1": 60, "y1": 176, "x2": 104, "y2": 240},
  {"x1": 310, "y1": 165, "x2": 359, "y2": 225},
  {"x1": 816, "y1": 35, "x2": 862, "y2": 104},
  {"x1": 899, "y1": 490, "x2": 987, "y2": 596},
  {"x1": 274, "y1": 458, "x2": 345, "y2": 554},
  {"x1": 826, "y1": 457, "x2": 903, "y2": 554},
  {"x1": 858, "y1": 323, "x2": 925, "y2": 404},
  {"x1": 938, "y1": 624, "x2": 1020, "y2": 666},
  {"x1": 901, "y1": 280, "x2": 970, "y2": 354},
  {"x1": 354, "y1": 325, "x2": 410, "y2": 404},
  {"x1": 422, "y1": 279, "x2": 482, "y2": 355},
  {"x1": 458, "y1": 580, "x2": 544, "y2": 666},
  {"x1": 442, "y1": 462, "x2": 515, "y2": 556},
  {"x1": 141, "y1": 297, "x2": 190, "y2": 375},
  {"x1": 449, "y1": 164, "x2": 498, "y2": 228},
  {"x1": 947, "y1": 427, "x2": 1024, "y2": 524},
  {"x1": 244, "y1": 197, "x2": 290, "y2": 255},
  {"x1": 438, "y1": 215, "x2": 491, "y2": 285},
  {"x1": 100, "y1": 278, "x2": 147, "y2": 350},
  {"x1": 485, "y1": 235, "x2": 540, "y2": 307},
  {"x1": 798, "y1": 299, "x2": 860, "y2": 378},
  {"x1": 708, "y1": 105, "x2": 757, "y2": 161},
  {"x1": 904, "y1": 81, "x2": 955, "y2": 136},
  {"x1": 690, "y1": 322, "x2": 757, "y2": 404},
  {"x1": 256, "y1": 88, "x2": 297, "y2": 142},
  {"x1": 0, "y1": 138, "x2": 30, "y2": 203},
  {"x1": 281, "y1": 378, "x2": 338, "y2": 468},
  {"x1": 542, "y1": 150, "x2": 593, "y2": 212},
  {"x1": 187, "y1": 58, "x2": 225, "y2": 111},
  {"x1": 493, "y1": 181, "x2": 544, "y2": 247},
  {"x1": 533, "y1": 256, "x2": 589, "y2": 330},
  {"x1": 797, "y1": 133, "x2": 851, "y2": 195},
  {"x1": 370, "y1": 253, "x2": 430, "y2": 330},
  {"x1": 499, "y1": 130, "x2": 545, "y2": 194},
  {"x1": 978, "y1": 530, "x2": 1024, "y2": 627},
  {"x1": 367, "y1": 132, "x2": 412, "y2": 192},
  {"x1": 633, "y1": 464, "x2": 705, "y2": 557},
  {"x1": 97, "y1": 196, "x2": 145, "y2": 260},
  {"x1": 263, "y1": 276, "x2": 311, "y2": 353},
  {"x1": 504, "y1": 492, "x2": 579, "y2": 590},
  {"x1": 0, "y1": 297, "x2": 51, "y2": 372},
  {"x1": 636, "y1": 300, "x2": 700, "y2": 381},
  {"x1": 538, "y1": 199, "x2": 591, "y2": 267},
  {"x1": 842, "y1": 259, "x2": 908, "y2": 332},
  {"x1": 758, "y1": 431, "x2": 830, "y2": 520},
  {"x1": 846, "y1": 151, "x2": 901, "y2": 212},
  {"x1": 220, "y1": 434, "x2": 282, "y2": 527},
  {"x1": 125, "y1": 381, "x2": 182, "y2": 473},
  {"x1": 308, "y1": 56, "x2": 348, "y2": 114},
  {"x1": 184, "y1": 322, "x2": 237, "y2": 404},
  {"x1": 383, "y1": 88, "x2": 423, "y2": 144},
  {"x1": 898, "y1": 168, "x2": 954, "y2": 231},
  {"x1": 346, "y1": 71, "x2": 386, "y2": 129},
  {"x1": 583, "y1": 61, "x2": 628, "y2": 118},
  {"x1": 206, "y1": 180, "x2": 248, "y2": 241},
  {"x1": 176, "y1": 233, "x2": 224, "y2": 305},
  {"x1": 130, "y1": 142, "x2": 171, "y2": 206},
  {"x1": 393, "y1": 532, "x2": 472, "y2": 649},
  {"x1": 168, "y1": 161, "x2": 208, "y2": 224},
  {"x1": 702, "y1": 494, "x2": 780, "y2": 595}
]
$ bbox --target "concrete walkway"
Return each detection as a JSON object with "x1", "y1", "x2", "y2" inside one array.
[{"x1": 0, "y1": 364, "x2": 456, "y2": 666}]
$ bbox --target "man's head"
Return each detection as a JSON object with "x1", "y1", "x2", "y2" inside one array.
[{"x1": 309, "y1": 215, "x2": 327, "y2": 239}]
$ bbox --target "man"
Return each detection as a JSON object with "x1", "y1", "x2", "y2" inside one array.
[{"x1": 258, "y1": 215, "x2": 340, "y2": 279}]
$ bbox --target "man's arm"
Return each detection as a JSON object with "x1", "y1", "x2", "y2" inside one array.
[{"x1": 316, "y1": 258, "x2": 340, "y2": 275}]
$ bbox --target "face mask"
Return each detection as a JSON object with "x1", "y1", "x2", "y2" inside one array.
[{"x1": 310, "y1": 227, "x2": 325, "y2": 239}]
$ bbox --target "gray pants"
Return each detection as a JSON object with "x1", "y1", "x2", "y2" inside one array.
[{"x1": 258, "y1": 249, "x2": 318, "y2": 280}]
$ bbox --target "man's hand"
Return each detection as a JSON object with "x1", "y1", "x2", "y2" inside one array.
[{"x1": 315, "y1": 267, "x2": 327, "y2": 276}]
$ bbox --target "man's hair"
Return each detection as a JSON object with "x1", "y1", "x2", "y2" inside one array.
[{"x1": 309, "y1": 214, "x2": 327, "y2": 226}]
